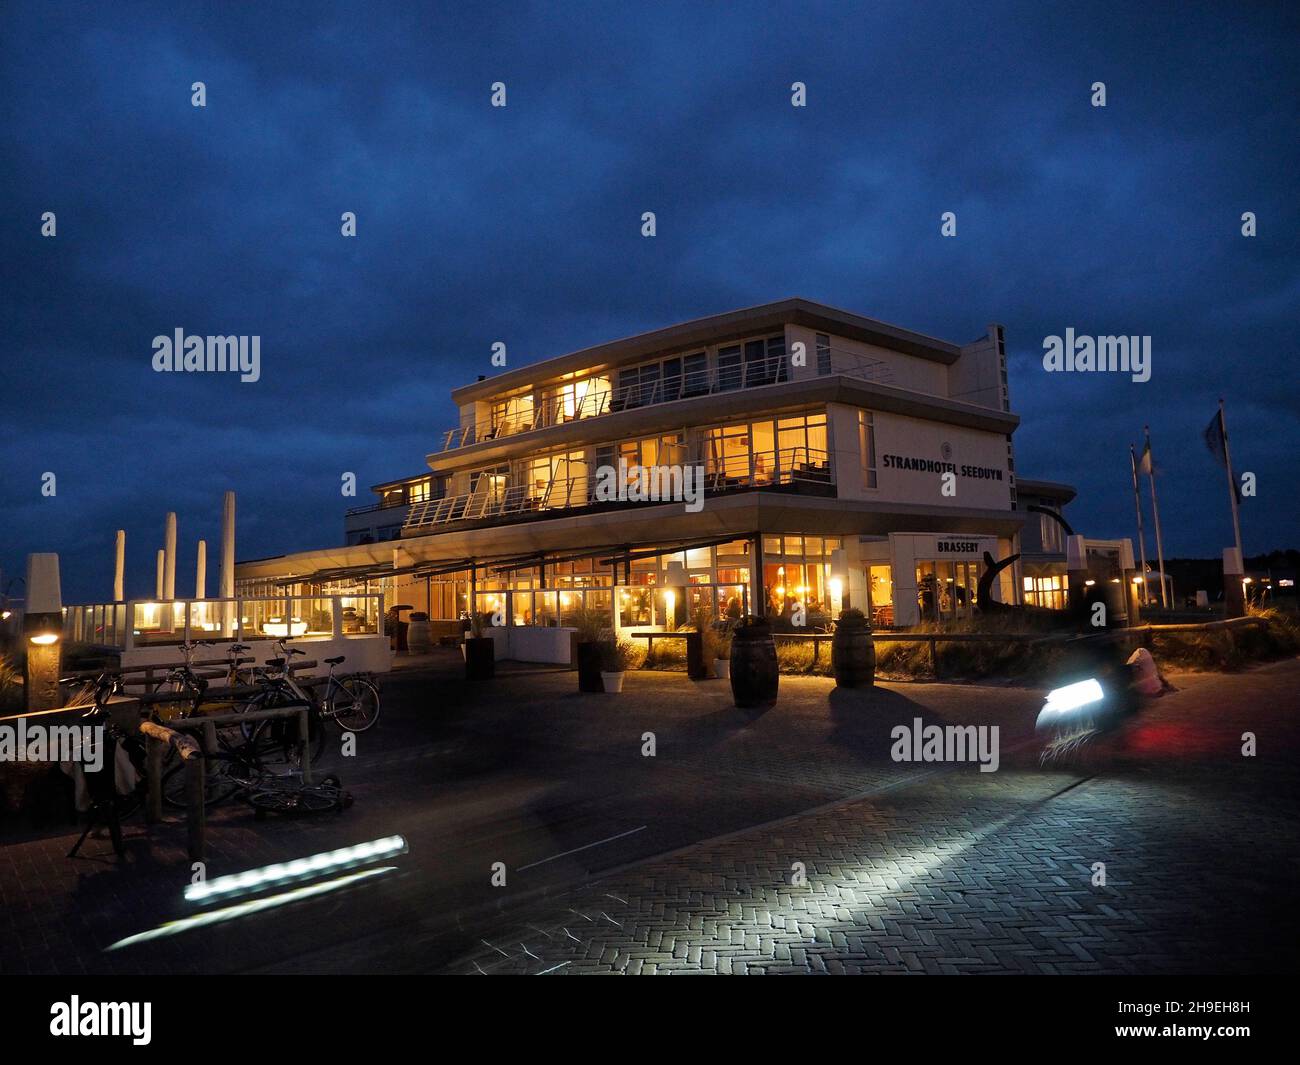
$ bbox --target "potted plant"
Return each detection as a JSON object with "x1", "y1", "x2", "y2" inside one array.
[
  {"x1": 600, "y1": 639, "x2": 637, "y2": 693},
  {"x1": 830, "y1": 607, "x2": 875, "y2": 688},
  {"x1": 711, "y1": 628, "x2": 733, "y2": 679},
  {"x1": 463, "y1": 610, "x2": 495, "y2": 681},
  {"x1": 571, "y1": 604, "x2": 611, "y2": 693}
]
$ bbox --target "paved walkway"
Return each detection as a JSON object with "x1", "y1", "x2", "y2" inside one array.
[
  {"x1": 433, "y1": 659, "x2": 1300, "y2": 974},
  {"x1": 1, "y1": 656, "x2": 1296, "y2": 974}
]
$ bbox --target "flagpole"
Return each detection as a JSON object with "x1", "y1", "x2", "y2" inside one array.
[
  {"x1": 1144, "y1": 425, "x2": 1168, "y2": 609},
  {"x1": 1129, "y1": 444, "x2": 1150, "y2": 605},
  {"x1": 1219, "y1": 399, "x2": 1244, "y2": 561}
]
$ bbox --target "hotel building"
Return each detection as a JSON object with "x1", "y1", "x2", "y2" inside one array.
[{"x1": 235, "y1": 299, "x2": 1076, "y2": 644}]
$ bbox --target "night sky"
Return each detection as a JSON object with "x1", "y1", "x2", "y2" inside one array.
[{"x1": 2, "y1": 1, "x2": 1297, "y2": 603}]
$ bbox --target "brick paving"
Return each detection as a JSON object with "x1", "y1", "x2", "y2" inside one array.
[
  {"x1": 439, "y1": 761, "x2": 1300, "y2": 974},
  {"x1": 1, "y1": 654, "x2": 1296, "y2": 974}
]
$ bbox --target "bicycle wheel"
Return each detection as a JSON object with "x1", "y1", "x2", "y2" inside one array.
[
  {"x1": 155, "y1": 677, "x2": 201, "y2": 723},
  {"x1": 328, "y1": 677, "x2": 381, "y2": 733},
  {"x1": 246, "y1": 702, "x2": 327, "y2": 766},
  {"x1": 246, "y1": 786, "x2": 337, "y2": 815},
  {"x1": 161, "y1": 757, "x2": 244, "y2": 809}
]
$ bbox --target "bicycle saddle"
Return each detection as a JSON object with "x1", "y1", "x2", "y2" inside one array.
[
  {"x1": 266, "y1": 657, "x2": 286, "y2": 668},
  {"x1": 324, "y1": 655, "x2": 345, "y2": 665}
]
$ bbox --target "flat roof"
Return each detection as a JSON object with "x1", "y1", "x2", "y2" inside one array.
[
  {"x1": 451, "y1": 298, "x2": 968, "y2": 405},
  {"x1": 1017, "y1": 478, "x2": 1077, "y2": 504}
]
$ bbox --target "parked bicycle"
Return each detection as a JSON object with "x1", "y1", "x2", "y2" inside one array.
[
  {"x1": 67, "y1": 676, "x2": 149, "y2": 857},
  {"x1": 235, "y1": 639, "x2": 380, "y2": 766},
  {"x1": 152, "y1": 640, "x2": 214, "y2": 721}
]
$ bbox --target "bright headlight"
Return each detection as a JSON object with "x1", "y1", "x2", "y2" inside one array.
[{"x1": 1042, "y1": 677, "x2": 1105, "y2": 715}]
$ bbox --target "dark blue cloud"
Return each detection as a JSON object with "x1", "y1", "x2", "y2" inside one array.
[{"x1": 2, "y1": 0, "x2": 1297, "y2": 600}]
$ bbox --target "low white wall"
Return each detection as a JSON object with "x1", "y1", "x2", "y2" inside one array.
[
  {"x1": 120, "y1": 635, "x2": 393, "y2": 678},
  {"x1": 475, "y1": 625, "x2": 575, "y2": 665}
]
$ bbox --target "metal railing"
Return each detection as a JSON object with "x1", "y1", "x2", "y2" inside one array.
[
  {"x1": 438, "y1": 346, "x2": 892, "y2": 451},
  {"x1": 62, "y1": 594, "x2": 385, "y2": 650},
  {"x1": 403, "y1": 447, "x2": 832, "y2": 532}
]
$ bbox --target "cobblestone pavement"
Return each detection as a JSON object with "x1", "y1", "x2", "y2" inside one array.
[
  {"x1": 2, "y1": 655, "x2": 1296, "y2": 974},
  {"x1": 431, "y1": 660, "x2": 1300, "y2": 975}
]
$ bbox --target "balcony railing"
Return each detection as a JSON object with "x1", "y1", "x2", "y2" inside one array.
[
  {"x1": 345, "y1": 500, "x2": 414, "y2": 517},
  {"x1": 62, "y1": 594, "x2": 386, "y2": 650},
  {"x1": 403, "y1": 447, "x2": 831, "y2": 533},
  {"x1": 439, "y1": 347, "x2": 891, "y2": 451}
]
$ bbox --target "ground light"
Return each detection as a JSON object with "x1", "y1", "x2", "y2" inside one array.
[{"x1": 184, "y1": 834, "x2": 408, "y2": 903}]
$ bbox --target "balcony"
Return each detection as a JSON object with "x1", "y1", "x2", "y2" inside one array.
[
  {"x1": 403, "y1": 447, "x2": 833, "y2": 534},
  {"x1": 438, "y1": 347, "x2": 891, "y2": 452}
]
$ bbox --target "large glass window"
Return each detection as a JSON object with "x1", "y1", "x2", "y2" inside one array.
[
  {"x1": 858, "y1": 410, "x2": 878, "y2": 489},
  {"x1": 1039, "y1": 512, "x2": 1063, "y2": 553},
  {"x1": 816, "y1": 333, "x2": 832, "y2": 375},
  {"x1": 491, "y1": 392, "x2": 535, "y2": 436},
  {"x1": 916, "y1": 560, "x2": 977, "y2": 621},
  {"x1": 716, "y1": 345, "x2": 743, "y2": 392},
  {"x1": 1024, "y1": 574, "x2": 1066, "y2": 610},
  {"x1": 526, "y1": 451, "x2": 587, "y2": 508},
  {"x1": 541, "y1": 376, "x2": 608, "y2": 423},
  {"x1": 778, "y1": 412, "x2": 828, "y2": 470},
  {"x1": 683, "y1": 352, "x2": 709, "y2": 396}
]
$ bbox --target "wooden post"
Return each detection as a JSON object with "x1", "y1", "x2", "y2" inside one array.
[
  {"x1": 186, "y1": 754, "x2": 205, "y2": 861},
  {"x1": 146, "y1": 735, "x2": 164, "y2": 823},
  {"x1": 298, "y1": 706, "x2": 313, "y2": 784}
]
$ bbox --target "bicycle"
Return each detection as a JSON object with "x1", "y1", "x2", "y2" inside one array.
[
  {"x1": 67, "y1": 677, "x2": 149, "y2": 857},
  {"x1": 161, "y1": 721, "x2": 352, "y2": 815},
  {"x1": 152, "y1": 640, "x2": 214, "y2": 722},
  {"x1": 236, "y1": 640, "x2": 381, "y2": 766}
]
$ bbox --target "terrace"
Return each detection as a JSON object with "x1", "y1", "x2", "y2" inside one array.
[
  {"x1": 403, "y1": 445, "x2": 833, "y2": 534},
  {"x1": 437, "y1": 343, "x2": 892, "y2": 452}
]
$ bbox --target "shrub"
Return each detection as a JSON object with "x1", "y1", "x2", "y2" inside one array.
[
  {"x1": 0, "y1": 653, "x2": 22, "y2": 715},
  {"x1": 775, "y1": 640, "x2": 831, "y2": 676},
  {"x1": 570, "y1": 605, "x2": 611, "y2": 643},
  {"x1": 601, "y1": 639, "x2": 640, "y2": 673},
  {"x1": 1150, "y1": 609, "x2": 1300, "y2": 671}
]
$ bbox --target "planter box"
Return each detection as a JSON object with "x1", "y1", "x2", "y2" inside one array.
[{"x1": 464, "y1": 636, "x2": 495, "y2": 680}]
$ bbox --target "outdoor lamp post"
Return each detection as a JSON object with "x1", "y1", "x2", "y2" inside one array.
[
  {"x1": 664, "y1": 560, "x2": 688, "y2": 630},
  {"x1": 23, "y1": 553, "x2": 63, "y2": 713}
]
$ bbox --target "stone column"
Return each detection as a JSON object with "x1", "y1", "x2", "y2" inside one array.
[{"x1": 1223, "y1": 547, "x2": 1245, "y2": 618}]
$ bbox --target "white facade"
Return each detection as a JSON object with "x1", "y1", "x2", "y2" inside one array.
[{"x1": 241, "y1": 300, "x2": 1053, "y2": 640}]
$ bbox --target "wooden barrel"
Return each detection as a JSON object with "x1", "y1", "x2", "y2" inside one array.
[
  {"x1": 831, "y1": 614, "x2": 876, "y2": 687},
  {"x1": 729, "y1": 618, "x2": 778, "y2": 710},
  {"x1": 407, "y1": 614, "x2": 432, "y2": 654}
]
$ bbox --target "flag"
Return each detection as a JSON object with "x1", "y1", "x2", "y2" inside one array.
[
  {"x1": 1138, "y1": 438, "x2": 1153, "y2": 476},
  {"x1": 1203, "y1": 409, "x2": 1227, "y2": 467},
  {"x1": 1204, "y1": 408, "x2": 1243, "y2": 504}
]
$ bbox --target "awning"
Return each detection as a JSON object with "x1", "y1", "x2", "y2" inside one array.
[{"x1": 274, "y1": 533, "x2": 758, "y2": 587}]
